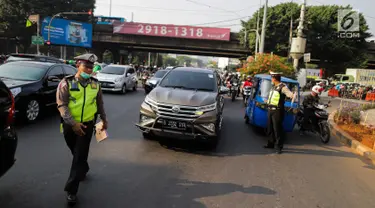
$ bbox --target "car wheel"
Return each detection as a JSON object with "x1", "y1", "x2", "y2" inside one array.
[
  {"x1": 133, "y1": 82, "x2": 137, "y2": 91},
  {"x1": 142, "y1": 132, "x2": 155, "y2": 140},
  {"x1": 121, "y1": 84, "x2": 127, "y2": 94},
  {"x1": 24, "y1": 99, "x2": 41, "y2": 123}
]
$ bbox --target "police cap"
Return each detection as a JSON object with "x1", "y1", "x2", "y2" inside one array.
[
  {"x1": 74, "y1": 53, "x2": 98, "y2": 64},
  {"x1": 270, "y1": 71, "x2": 283, "y2": 77}
]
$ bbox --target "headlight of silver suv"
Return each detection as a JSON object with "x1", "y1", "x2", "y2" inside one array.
[
  {"x1": 144, "y1": 96, "x2": 158, "y2": 111},
  {"x1": 195, "y1": 102, "x2": 216, "y2": 115}
]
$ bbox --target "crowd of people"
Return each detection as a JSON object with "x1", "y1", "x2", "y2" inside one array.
[{"x1": 331, "y1": 83, "x2": 374, "y2": 100}]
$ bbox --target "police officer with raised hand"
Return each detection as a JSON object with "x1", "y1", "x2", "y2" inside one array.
[
  {"x1": 56, "y1": 53, "x2": 108, "y2": 205},
  {"x1": 264, "y1": 71, "x2": 295, "y2": 154}
]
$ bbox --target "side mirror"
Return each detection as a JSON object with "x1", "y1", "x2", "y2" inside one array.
[
  {"x1": 47, "y1": 76, "x2": 60, "y2": 82},
  {"x1": 219, "y1": 86, "x2": 229, "y2": 94}
]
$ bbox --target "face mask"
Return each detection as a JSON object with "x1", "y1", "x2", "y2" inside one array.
[{"x1": 80, "y1": 72, "x2": 91, "y2": 79}]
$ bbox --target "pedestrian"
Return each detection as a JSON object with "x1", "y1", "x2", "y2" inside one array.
[
  {"x1": 56, "y1": 53, "x2": 108, "y2": 205},
  {"x1": 264, "y1": 71, "x2": 296, "y2": 154}
]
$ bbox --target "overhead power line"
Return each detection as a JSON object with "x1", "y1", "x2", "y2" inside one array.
[
  {"x1": 192, "y1": 16, "x2": 251, "y2": 26},
  {"x1": 96, "y1": 1, "x2": 237, "y2": 14}
]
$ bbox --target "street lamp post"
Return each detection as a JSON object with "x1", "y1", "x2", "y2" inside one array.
[
  {"x1": 290, "y1": 0, "x2": 307, "y2": 71},
  {"x1": 259, "y1": 0, "x2": 268, "y2": 54}
]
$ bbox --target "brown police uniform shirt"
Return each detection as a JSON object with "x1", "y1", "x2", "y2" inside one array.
[{"x1": 56, "y1": 76, "x2": 107, "y2": 126}]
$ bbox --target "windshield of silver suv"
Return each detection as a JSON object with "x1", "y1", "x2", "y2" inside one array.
[{"x1": 159, "y1": 70, "x2": 217, "y2": 92}]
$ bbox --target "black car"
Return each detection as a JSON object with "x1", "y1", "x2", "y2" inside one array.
[
  {"x1": 0, "y1": 61, "x2": 77, "y2": 122},
  {"x1": 144, "y1": 70, "x2": 169, "y2": 94},
  {"x1": 0, "y1": 79, "x2": 18, "y2": 178},
  {"x1": 5, "y1": 53, "x2": 64, "y2": 63}
]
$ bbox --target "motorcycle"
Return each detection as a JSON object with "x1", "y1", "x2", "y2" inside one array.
[
  {"x1": 296, "y1": 102, "x2": 331, "y2": 144},
  {"x1": 231, "y1": 82, "x2": 239, "y2": 102},
  {"x1": 141, "y1": 73, "x2": 150, "y2": 88},
  {"x1": 242, "y1": 86, "x2": 252, "y2": 106}
]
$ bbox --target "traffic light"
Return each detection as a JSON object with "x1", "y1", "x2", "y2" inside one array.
[
  {"x1": 46, "y1": 41, "x2": 51, "y2": 45},
  {"x1": 88, "y1": 9, "x2": 92, "y2": 15}
]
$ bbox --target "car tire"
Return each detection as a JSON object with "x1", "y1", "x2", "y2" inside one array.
[
  {"x1": 133, "y1": 82, "x2": 137, "y2": 91},
  {"x1": 142, "y1": 132, "x2": 154, "y2": 140},
  {"x1": 121, "y1": 84, "x2": 127, "y2": 94},
  {"x1": 23, "y1": 99, "x2": 41, "y2": 123}
]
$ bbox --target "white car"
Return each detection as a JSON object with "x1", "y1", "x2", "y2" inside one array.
[{"x1": 96, "y1": 64, "x2": 137, "y2": 94}]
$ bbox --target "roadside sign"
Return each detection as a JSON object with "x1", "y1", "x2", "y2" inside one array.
[
  {"x1": 28, "y1": 14, "x2": 40, "y2": 23},
  {"x1": 304, "y1": 53, "x2": 311, "y2": 63},
  {"x1": 32, "y1": 36, "x2": 44, "y2": 45}
]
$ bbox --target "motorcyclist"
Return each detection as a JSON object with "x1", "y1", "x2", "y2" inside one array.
[
  {"x1": 243, "y1": 75, "x2": 253, "y2": 87},
  {"x1": 230, "y1": 74, "x2": 239, "y2": 84},
  {"x1": 231, "y1": 74, "x2": 240, "y2": 96},
  {"x1": 301, "y1": 85, "x2": 322, "y2": 134}
]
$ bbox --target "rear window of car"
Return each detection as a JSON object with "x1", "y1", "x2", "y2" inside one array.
[
  {"x1": 6, "y1": 56, "x2": 34, "y2": 62},
  {"x1": 0, "y1": 62, "x2": 50, "y2": 81},
  {"x1": 154, "y1": 70, "x2": 168, "y2": 78}
]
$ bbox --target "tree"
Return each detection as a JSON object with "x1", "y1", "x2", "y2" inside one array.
[
  {"x1": 239, "y1": 54, "x2": 295, "y2": 77},
  {"x1": 176, "y1": 56, "x2": 193, "y2": 66},
  {"x1": 207, "y1": 60, "x2": 218, "y2": 68},
  {"x1": 163, "y1": 56, "x2": 178, "y2": 66},
  {"x1": 240, "y1": 3, "x2": 372, "y2": 74}
]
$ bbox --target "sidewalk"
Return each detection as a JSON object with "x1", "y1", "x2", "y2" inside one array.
[{"x1": 362, "y1": 109, "x2": 375, "y2": 126}]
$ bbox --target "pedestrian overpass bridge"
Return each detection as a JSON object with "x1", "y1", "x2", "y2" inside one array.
[{"x1": 92, "y1": 24, "x2": 250, "y2": 59}]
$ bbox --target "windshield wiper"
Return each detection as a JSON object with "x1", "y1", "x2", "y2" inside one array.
[
  {"x1": 163, "y1": 85, "x2": 195, "y2": 90},
  {"x1": 194, "y1": 88, "x2": 213, "y2": 92}
]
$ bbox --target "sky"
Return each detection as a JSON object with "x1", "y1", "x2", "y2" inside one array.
[{"x1": 94, "y1": 0, "x2": 375, "y2": 39}]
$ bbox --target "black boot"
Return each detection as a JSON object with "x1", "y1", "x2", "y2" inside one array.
[
  {"x1": 263, "y1": 143, "x2": 274, "y2": 149},
  {"x1": 66, "y1": 193, "x2": 77, "y2": 205}
]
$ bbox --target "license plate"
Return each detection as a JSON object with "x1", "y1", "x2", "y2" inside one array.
[{"x1": 162, "y1": 119, "x2": 187, "y2": 130}]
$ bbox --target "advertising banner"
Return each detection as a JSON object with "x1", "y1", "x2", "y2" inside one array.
[
  {"x1": 113, "y1": 22, "x2": 231, "y2": 41},
  {"x1": 41, "y1": 17, "x2": 92, "y2": 48}
]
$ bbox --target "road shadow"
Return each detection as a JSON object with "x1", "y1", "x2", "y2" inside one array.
[{"x1": 0, "y1": 161, "x2": 276, "y2": 208}]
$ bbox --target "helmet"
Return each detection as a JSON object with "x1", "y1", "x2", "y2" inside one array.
[{"x1": 312, "y1": 86, "x2": 322, "y2": 94}]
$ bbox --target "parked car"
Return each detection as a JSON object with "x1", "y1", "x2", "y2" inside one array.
[
  {"x1": 5, "y1": 53, "x2": 64, "y2": 63},
  {"x1": 0, "y1": 61, "x2": 77, "y2": 122},
  {"x1": 144, "y1": 69, "x2": 169, "y2": 94},
  {"x1": 96, "y1": 64, "x2": 137, "y2": 94},
  {"x1": 0, "y1": 79, "x2": 18, "y2": 178},
  {"x1": 136, "y1": 67, "x2": 229, "y2": 149}
]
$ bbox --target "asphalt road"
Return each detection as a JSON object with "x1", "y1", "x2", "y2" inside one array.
[{"x1": 1, "y1": 90, "x2": 375, "y2": 208}]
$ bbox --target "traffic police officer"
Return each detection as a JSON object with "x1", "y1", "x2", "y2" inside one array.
[
  {"x1": 56, "y1": 53, "x2": 108, "y2": 204},
  {"x1": 264, "y1": 71, "x2": 295, "y2": 154}
]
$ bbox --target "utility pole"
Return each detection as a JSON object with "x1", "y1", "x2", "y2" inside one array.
[
  {"x1": 148, "y1": 52, "x2": 151, "y2": 66},
  {"x1": 259, "y1": 0, "x2": 268, "y2": 54},
  {"x1": 290, "y1": 0, "x2": 307, "y2": 71},
  {"x1": 36, "y1": 19, "x2": 40, "y2": 55},
  {"x1": 109, "y1": 0, "x2": 112, "y2": 16},
  {"x1": 255, "y1": 6, "x2": 260, "y2": 55}
]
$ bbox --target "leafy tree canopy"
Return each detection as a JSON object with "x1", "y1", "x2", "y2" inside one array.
[{"x1": 240, "y1": 3, "x2": 372, "y2": 74}]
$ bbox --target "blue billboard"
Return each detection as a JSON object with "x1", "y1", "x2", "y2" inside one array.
[{"x1": 41, "y1": 17, "x2": 92, "y2": 48}]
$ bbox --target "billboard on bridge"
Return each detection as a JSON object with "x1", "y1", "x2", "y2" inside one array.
[
  {"x1": 41, "y1": 17, "x2": 93, "y2": 48},
  {"x1": 113, "y1": 22, "x2": 231, "y2": 41}
]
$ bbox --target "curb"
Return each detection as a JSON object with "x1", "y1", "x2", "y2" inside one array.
[{"x1": 328, "y1": 110, "x2": 375, "y2": 163}]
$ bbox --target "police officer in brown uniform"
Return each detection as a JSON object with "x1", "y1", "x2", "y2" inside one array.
[
  {"x1": 264, "y1": 71, "x2": 295, "y2": 154},
  {"x1": 56, "y1": 53, "x2": 108, "y2": 204}
]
